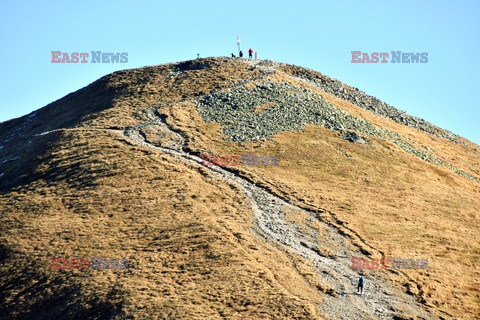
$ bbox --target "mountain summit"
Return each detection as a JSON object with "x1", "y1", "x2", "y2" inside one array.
[{"x1": 1, "y1": 58, "x2": 479, "y2": 319}]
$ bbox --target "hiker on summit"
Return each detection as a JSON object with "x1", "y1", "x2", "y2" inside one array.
[
  {"x1": 357, "y1": 276, "x2": 365, "y2": 294},
  {"x1": 248, "y1": 48, "x2": 253, "y2": 58},
  {"x1": 239, "y1": 50, "x2": 244, "y2": 58}
]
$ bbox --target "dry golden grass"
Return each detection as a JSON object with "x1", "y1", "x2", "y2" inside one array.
[
  {"x1": 1, "y1": 129, "x2": 325, "y2": 319},
  {"x1": 1, "y1": 57, "x2": 479, "y2": 319}
]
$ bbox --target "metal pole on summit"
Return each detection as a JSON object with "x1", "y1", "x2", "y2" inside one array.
[{"x1": 237, "y1": 36, "x2": 241, "y2": 56}]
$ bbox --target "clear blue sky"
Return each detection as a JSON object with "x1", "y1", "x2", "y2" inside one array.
[{"x1": 1, "y1": 0, "x2": 479, "y2": 144}]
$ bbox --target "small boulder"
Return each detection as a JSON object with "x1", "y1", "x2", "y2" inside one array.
[{"x1": 342, "y1": 131, "x2": 366, "y2": 144}]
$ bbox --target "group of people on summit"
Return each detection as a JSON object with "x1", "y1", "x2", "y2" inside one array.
[{"x1": 231, "y1": 48, "x2": 254, "y2": 59}]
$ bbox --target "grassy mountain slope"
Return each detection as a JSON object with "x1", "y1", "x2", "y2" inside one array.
[{"x1": 0, "y1": 58, "x2": 478, "y2": 319}]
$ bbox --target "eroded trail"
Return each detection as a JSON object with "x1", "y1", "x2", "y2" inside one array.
[{"x1": 121, "y1": 104, "x2": 435, "y2": 320}]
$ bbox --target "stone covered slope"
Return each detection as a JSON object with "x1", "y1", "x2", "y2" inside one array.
[{"x1": 278, "y1": 63, "x2": 460, "y2": 143}]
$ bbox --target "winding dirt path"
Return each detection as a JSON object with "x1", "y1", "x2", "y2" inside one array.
[{"x1": 121, "y1": 105, "x2": 435, "y2": 320}]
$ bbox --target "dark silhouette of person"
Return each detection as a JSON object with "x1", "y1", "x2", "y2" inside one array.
[
  {"x1": 231, "y1": 53, "x2": 236, "y2": 57},
  {"x1": 239, "y1": 50, "x2": 243, "y2": 58},
  {"x1": 357, "y1": 276, "x2": 365, "y2": 294},
  {"x1": 248, "y1": 48, "x2": 253, "y2": 58}
]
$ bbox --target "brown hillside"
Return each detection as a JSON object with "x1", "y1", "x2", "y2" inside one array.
[{"x1": 0, "y1": 57, "x2": 478, "y2": 319}]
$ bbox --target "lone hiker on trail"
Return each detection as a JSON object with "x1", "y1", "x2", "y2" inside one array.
[
  {"x1": 248, "y1": 48, "x2": 253, "y2": 58},
  {"x1": 357, "y1": 276, "x2": 365, "y2": 294}
]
